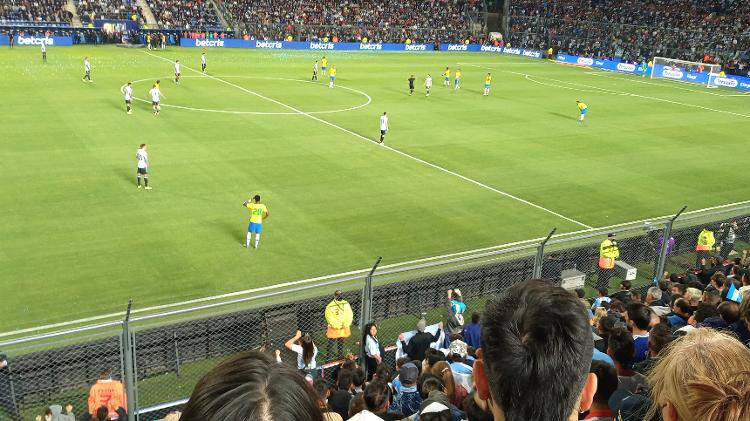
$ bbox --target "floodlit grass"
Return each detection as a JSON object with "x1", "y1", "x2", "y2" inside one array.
[{"x1": 2, "y1": 45, "x2": 749, "y2": 333}]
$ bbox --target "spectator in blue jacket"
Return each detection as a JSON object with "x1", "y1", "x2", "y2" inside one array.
[
  {"x1": 390, "y1": 362, "x2": 422, "y2": 417},
  {"x1": 462, "y1": 312, "x2": 481, "y2": 349}
]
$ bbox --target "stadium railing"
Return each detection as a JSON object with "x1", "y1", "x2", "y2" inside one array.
[{"x1": 1, "y1": 203, "x2": 749, "y2": 421}]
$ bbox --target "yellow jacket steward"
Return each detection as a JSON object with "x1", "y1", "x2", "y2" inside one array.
[
  {"x1": 695, "y1": 229, "x2": 715, "y2": 251},
  {"x1": 325, "y1": 299, "x2": 353, "y2": 339},
  {"x1": 598, "y1": 239, "x2": 619, "y2": 269}
]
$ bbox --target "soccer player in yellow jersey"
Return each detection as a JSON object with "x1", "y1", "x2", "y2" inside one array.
[
  {"x1": 483, "y1": 73, "x2": 492, "y2": 96},
  {"x1": 243, "y1": 195, "x2": 269, "y2": 249},
  {"x1": 454, "y1": 69, "x2": 462, "y2": 90},
  {"x1": 443, "y1": 67, "x2": 450, "y2": 87},
  {"x1": 329, "y1": 65, "x2": 337, "y2": 89},
  {"x1": 576, "y1": 100, "x2": 588, "y2": 124},
  {"x1": 321, "y1": 56, "x2": 328, "y2": 75}
]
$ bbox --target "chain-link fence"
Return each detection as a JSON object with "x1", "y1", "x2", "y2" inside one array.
[{"x1": 2, "y1": 204, "x2": 749, "y2": 421}]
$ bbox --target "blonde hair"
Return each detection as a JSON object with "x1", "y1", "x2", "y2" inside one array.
[
  {"x1": 648, "y1": 329, "x2": 750, "y2": 421},
  {"x1": 686, "y1": 287, "x2": 702, "y2": 302},
  {"x1": 430, "y1": 361, "x2": 456, "y2": 404},
  {"x1": 591, "y1": 307, "x2": 607, "y2": 327}
]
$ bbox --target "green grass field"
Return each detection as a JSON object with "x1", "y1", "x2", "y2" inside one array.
[{"x1": 2, "y1": 45, "x2": 749, "y2": 333}]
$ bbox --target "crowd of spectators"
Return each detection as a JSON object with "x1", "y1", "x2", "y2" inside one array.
[
  {"x1": 0, "y1": 0, "x2": 71, "y2": 23},
  {"x1": 509, "y1": 0, "x2": 750, "y2": 75},
  {"x1": 220, "y1": 0, "x2": 484, "y2": 43},
  {"x1": 76, "y1": 0, "x2": 143, "y2": 25},
  {"x1": 148, "y1": 0, "x2": 222, "y2": 30}
]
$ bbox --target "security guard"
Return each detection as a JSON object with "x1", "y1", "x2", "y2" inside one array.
[
  {"x1": 324, "y1": 290, "x2": 353, "y2": 361},
  {"x1": 695, "y1": 227, "x2": 716, "y2": 267},
  {"x1": 598, "y1": 233, "x2": 619, "y2": 289}
]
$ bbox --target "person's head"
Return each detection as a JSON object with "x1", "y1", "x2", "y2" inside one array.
[
  {"x1": 352, "y1": 368, "x2": 366, "y2": 389},
  {"x1": 430, "y1": 361, "x2": 456, "y2": 403},
  {"x1": 672, "y1": 298, "x2": 693, "y2": 318},
  {"x1": 382, "y1": 111, "x2": 386, "y2": 116},
  {"x1": 658, "y1": 280, "x2": 670, "y2": 293},
  {"x1": 693, "y1": 302, "x2": 719, "y2": 324},
  {"x1": 95, "y1": 406, "x2": 108, "y2": 421},
  {"x1": 711, "y1": 273, "x2": 726, "y2": 290},
  {"x1": 334, "y1": 290, "x2": 343, "y2": 300},
  {"x1": 626, "y1": 302, "x2": 651, "y2": 332},
  {"x1": 671, "y1": 283, "x2": 687, "y2": 296},
  {"x1": 648, "y1": 323, "x2": 673, "y2": 357},
  {"x1": 299, "y1": 333, "x2": 315, "y2": 365},
  {"x1": 337, "y1": 370, "x2": 353, "y2": 391},
  {"x1": 423, "y1": 348, "x2": 445, "y2": 373},
  {"x1": 395, "y1": 356, "x2": 410, "y2": 371},
  {"x1": 179, "y1": 351, "x2": 323, "y2": 421},
  {"x1": 686, "y1": 287, "x2": 702, "y2": 305},
  {"x1": 631, "y1": 290, "x2": 643, "y2": 303},
  {"x1": 702, "y1": 286, "x2": 722, "y2": 306},
  {"x1": 648, "y1": 329, "x2": 750, "y2": 421},
  {"x1": 363, "y1": 323, "x2": 377, "y2": 340},
  {"x1": 98, "y1": 369, "x2": 113, "y2": 380},
  {"x1": 420, "y1": 402, "x2": 452, "y2": 421},
  {"x1": 591, "y1": 307, "x2": 607, "y2": 328},
  {"x1": 597, "y1": 287, "x2": 609, "y2": 298},
  {"x1": 477, "y1": 280, "x2": 597, "y2": 421},
  {"x1": 363, "y1": 379, "x2": 390, "y2": 414},
  {"x1": 347, "y1": 394, "x2": 365, "y2": 418},
  {"x1": 620, "y1": 280, "x2": 632, "y2": 291},
  {"x1": 646, "y1": 287, "x2": 663, "y2": 305},
  {"x1": 313, "y1": 378, "x2": 329, "y2": 407},
  {"x1": 419, "y1": 374, "x2": 444, "y2": 398},
  {"x1": 448, "y1": 339, "x2": 468, "y2": 360},
  {"x1": 471, "y1": 312, "x2": 480, "y2": 324},
  {"x1": 399, "y1": 362, "x2": 419, "y2": 387},
  {"x1": 609, "y1": 300, "x2": 626, "y2": 318},
  {"x1": 589, "y1": 361, "x2": 618, "y2": 408},
  {"x1": 374, "y1": 362, "x2": 393, "y2": 382},
  {"x1": 253, "y1": 194, "x2": 261, "y2": 203},
  {"x1": 464, "y1": 391, "x2": 495, "y2": 421},
  {"x1": 139, "y1": 143, "x2": 146, "y2": 150},
  {"x1": 127, "y1": 82, "x2": 132, "y2": 87},
  {"x1": 575, "y1": 288, "x2": 586, "y2": 299},
  {"x1": 717, "y1": 301, "x2": 740, "y2": 324},
  {"x1": 607, "y1": 327, "x2": 634, "y2": 369},
  {"x1": 416, "y1": 318, "x2": 426, "y2": 332},
  {"x1": 176, "y1": 59, "x2": 179, "y2": 63}
]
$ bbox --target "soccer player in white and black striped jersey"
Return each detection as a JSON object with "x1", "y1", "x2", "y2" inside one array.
[
  {"x1": 136, "y1": 144, "x2": 152, "y2": 189},
  {"x1": 124, "y1": 82, "x2": 133, "y2": 114},
  {"x1": 82, "y1": 57, "x2": 92, "y2": 82},
  {"x1": 379, "y1": 112, "x2": 388, "y2": 144},
  {"x1": 201, "y1": 53, "x2": 206, "y2": 73},
  {"x1": 174, "y1": 60, "x2": 181, "y2": 84}
]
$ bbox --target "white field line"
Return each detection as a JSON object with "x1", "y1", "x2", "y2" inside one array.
[
  {"x1": 142, "y1": 51, "x2": 594, "y2": 230},
  {"x1": 120, "y1": 75, "x2": 372, "y2": 115},
  {"x1": 583, "y1": 70, "x2": 750, "y2": 97},
  {"x1": 4, "y1": 198, "x2": 750, "y2": 338},
  {"x1": 460, "y1": 63, "x2": 750, "y2": 119}
]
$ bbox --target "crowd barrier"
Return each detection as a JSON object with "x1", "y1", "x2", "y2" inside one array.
[
  {"x1": 556, "y1": 53, "x2": 750, "y2": 92},
  {"x1": 0, "y1": 35, "x2": 74, "y2": 46}
]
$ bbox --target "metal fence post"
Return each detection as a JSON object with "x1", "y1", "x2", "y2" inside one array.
[
  {"x1": 532, "y1": 228, "x2": 557, "y2": 279},
  {"x1": 359, "y1": 257, "x2": 381, "y2": 375},
  {"x1": 122, "y1": 300, "x2": 137, "y2": 421},
  {"x1": 653, "y1": 206, "x2": 687, "y2": 283}
]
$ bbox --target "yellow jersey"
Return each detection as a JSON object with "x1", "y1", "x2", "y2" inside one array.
[
  {"x1": 485, "y1": 75, "x2": 492, "y2": 84},
  {"x1": 321, "y1": 58, "x2": 328, "y2": 67},
  {"x1": 444, "y1": 69, "x2": 450, "y2": 78},
  {"x1": 577, "y1": 102, "x2": 588, "y2": 111},
  {"x1": 246, "y1": 203, "x2": 268, "y2": 224},
  {"x1": 455, "y1": 71, "x2": 461, "y2": 80},
  {"x1": 330, "y1": 68, "x2": 337, "y2": 76}
]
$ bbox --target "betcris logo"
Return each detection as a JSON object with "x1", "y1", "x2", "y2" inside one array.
[
  {"x1": 359, "y1": 43, "x2": 382, "y2": 50},
  {"x1": 480, "y1": 45, "x2": 502, "y2": 52},
  {"x1": 616, "y1": 63, "x2": 636, "y2": 72},
  {"x1": 523, "y1": 50, "x2": 541, "y2": 58},
  {"x1": 255, "y1": 41, "x2": 282, "y2": 49},
  {"x1": 194, "y1": 39, "x2": 224, "y2": 47},
  {"x1": 577, "y1": 57, "x2": 594, "y2": 66},
  {"x1": 739, "y1": 82, "x2": 750, "y2": 89},
  {"x1": 714, "y1": 77, "x2": 739, "y2": 88},
  {"x1": 18, "y1": 36, "x2": 53, "y2": 45},
  {"x1": 686, "y1": 74, "x2": 698, "y2": 80},
  {"x1": 504, "y1": 47, "x2": 521, "y2": 55},
  {"x1": 309, "y1": 42, "x2": 334, "y2": 50},
  {"x1": 447, "y1": 44, "x2": 467, "y2": 51},
  {"x1": 405, "y1": 44, "x2": 426, "y2": 51},
  {"x1": 594, "y1": 60, "x2": 605, "y2": 66},
  {"x1": 662, "y1": 69, "x2": 683, "y2": 79},
  {"x1": 556, "y1": 54, "x2": 568, "y2": 61}
]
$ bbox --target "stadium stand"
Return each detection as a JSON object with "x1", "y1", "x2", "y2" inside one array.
[
  {"x1": 148, "y1": 0, "x2": 222, "y2": 30},
  {"x1": 0, "y1": 0, "x2": 72, "y2": 23},
  {"x1": 509, "y1": 0, "x2": 750, "y2": 74},
  {"x1": 76, "y1": 0, "x2": 143, "y2": 24}
]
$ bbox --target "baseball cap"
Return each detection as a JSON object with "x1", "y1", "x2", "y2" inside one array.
[
  {"x1": 449, "y1": 340, "x2": 468, "y2": 358},
  {"x1": 399, "y1": 363, "x2": 419, "y2": 387}
]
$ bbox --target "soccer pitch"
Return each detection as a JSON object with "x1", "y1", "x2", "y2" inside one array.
[{"x1": 1, "y1": 45, "x2": 748, "y2": 333}]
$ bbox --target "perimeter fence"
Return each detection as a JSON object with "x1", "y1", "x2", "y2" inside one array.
[{"x1": 1, "y1": 203, "x2": 749, "y2": 421}]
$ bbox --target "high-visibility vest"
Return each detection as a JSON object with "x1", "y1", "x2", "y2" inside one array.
[
  {"x1": 599, "y1": 239, "x2": 619, "y2": 269},
  {"x1": 325, "y1": 299, "x2": 353, "y2": 339},
  {"x1": 696, "y1": 229, "x2": 715, "y2": 251}
]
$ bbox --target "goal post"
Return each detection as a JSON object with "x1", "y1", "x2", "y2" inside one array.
[{"x1": 650, "y1": 57, "x2": 721, "y2": 88}]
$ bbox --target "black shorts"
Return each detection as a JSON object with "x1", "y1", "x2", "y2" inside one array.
[
  {"x1": 175, "y1": 72, "x2": 180, "y2": 77},
  {"x1": 137, "y1": 167, "x2": 148, "y2": 174},
  {"x1": 380, "y1": 130, "x2": 387, "y2": 135},
  {"x1": 152, "y1": 101, "x2": 159, "y2": 106},
  {"x1": 125, "y1": 99, "x2": 131, "y2": 104}
]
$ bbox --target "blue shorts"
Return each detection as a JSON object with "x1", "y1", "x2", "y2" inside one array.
[
  {"x1": 455, "y1": 79, "x2": 460, "y2": 85},
  {"x1": 444, "y1": 77, "x2": 449, "y2": 81},
  {"x1": 248, "y1": 222, "x2": 262, "y2": 233},
  {"x1": 322, "y1": 66, "x2": 327, "y2": 71},
  {"x1": 581, "y1": 108, "x2": 588, "y2": 115},
  {"x1": 330, "y1": 76, "x2": 335, "y2": 81},
  {"x1": 485, "y1": 84, "x2": 491, "y2": 89}
]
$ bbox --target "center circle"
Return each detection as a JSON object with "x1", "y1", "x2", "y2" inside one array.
[{"x1": 124, "y1": 76, "x2": 372, "y2": 115}]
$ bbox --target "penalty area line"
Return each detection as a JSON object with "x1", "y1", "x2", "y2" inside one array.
[{"x1": 141, "y1": 50, "x2": 593, "y2": 230}]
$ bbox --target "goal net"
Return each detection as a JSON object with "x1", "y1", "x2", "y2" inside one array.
[{"x1": 650, "y1": 57, "x2": 721, "y2": 88}]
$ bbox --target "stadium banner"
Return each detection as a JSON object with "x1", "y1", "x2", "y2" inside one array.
[
  {"x1": 556, "y1": 53, "x2": 750, "y2": 91},
  {"x1": 0, "y1": 35, "x2": 74, "y2": 46},
  {"x1": 180, "y1": 38, "x2": 433, "y2": 51},
  {"x1": 94, "y1": 19, "x2": 139, "y2": 31}
]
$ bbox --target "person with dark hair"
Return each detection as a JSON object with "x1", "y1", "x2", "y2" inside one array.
[
  {"x1": 422, "y1": 348, "x2": 445, "y2": 374},
  {"x1": 701, "y1": 286, "x2": 722, "y2": 306},
  {"x1": 347, "y1": 394, "x2": 367, "y2": 419},
  {"x1": 729, "y1": 306, "x2": 750, "y2": 346},
  {"x1": 352, "y1": 367, "x2": 366, "y2": 395},
  {"x1": 34, "y1": 404, "x2": 76, "y2": 421},
  {"x1": 667, "y1": 298, "x2": 692, "y2": 330},
  {"x1": 329, "y1": 370, "x2": 354, "y2": 420},
  {"x1": 700, "y1": 301, "x2": 740, "y2": 330},
  {"x1": 413, "y1": 374, "x2": 466, "y2": 421},
  {"x1": 607, "y1": 328, "x2": 647, "y2": 395},
  {"x1": 179, "y1": 351, "x2": 323, "y2": 421},
  {"x1": 313, "y1": 379, "x2": 344, "y2": 421},
  {"x1": 670, "y1": 283, "x2": 687, "y2": 297},
  {"x1": 399, "y1": 319, "x2": 443, "y2": 362},
  {"x1": 591, "y1": 287, "x2": 612, "y2": 310},
  {"x1": 95, "y1": 406, "x2": 109, "y2": 421},
  {"x1": 586, "y1": 361, "x2": 618, "y2": 420},
  {"x1": 634, "y1": 324, "x2": 672, "y2": 375},
  {"x1": 87, "y1": 370, "x2": 126, "y2": 420},
  {"x1": 474, "y1": 279, "x2": 597, "y2": 421},
  {"x1": 351, "y1": 379, "x2": 404, "y2": 421},
  {"x1": 626, "y1": 303, "x2": 651, "y2": 363},
  {"x1": 461, "y1": 312, "x2": 481, "y2": 349},
  {"x1": 284, "y1": 330, "x2": 318, "y2": 375},
  {"x1": 418, "y1": 402, "x2": 452, "y2": 421},
  {"x1": 612, "y1": 280, "x2": 632, "y2": 303},
  {"x1": 389, "y1": 362, "x2": 421, "y2": 417},
  {"x1": 362, "y1": 323, "x2": 384, "y2": 380}
]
